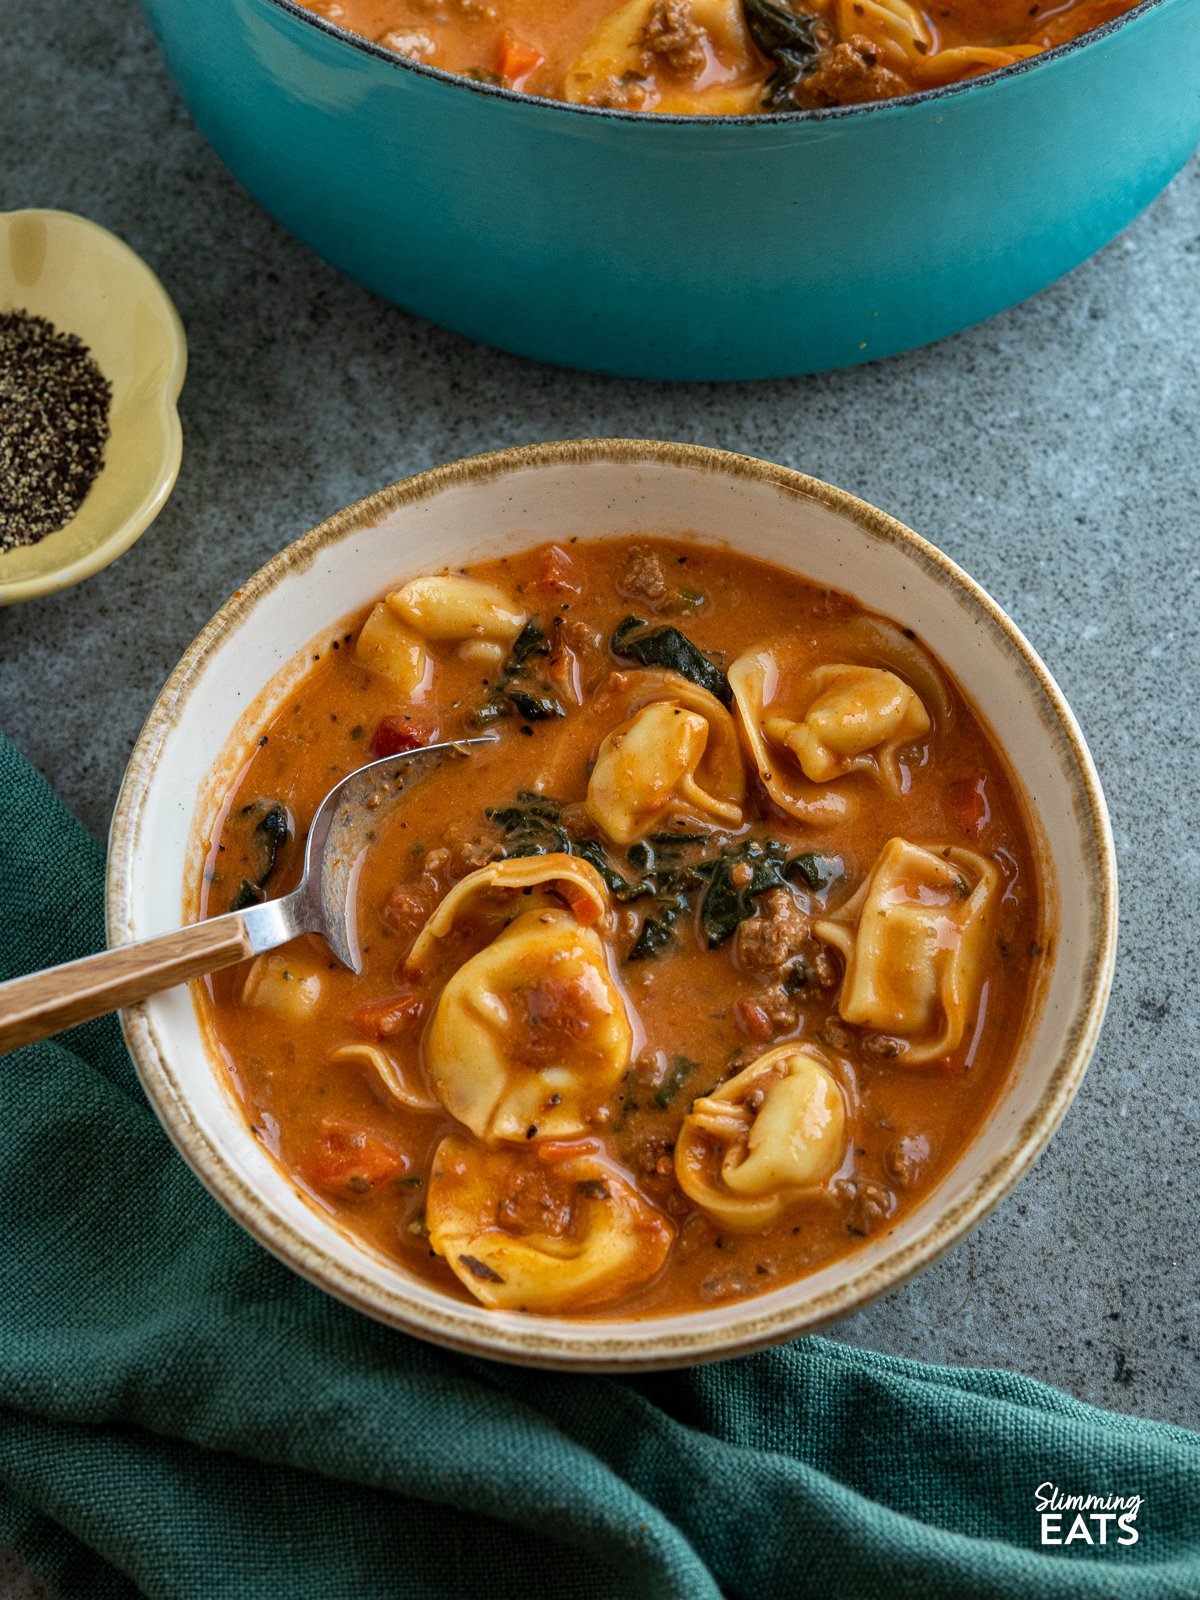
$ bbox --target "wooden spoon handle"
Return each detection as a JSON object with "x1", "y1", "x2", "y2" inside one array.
[{"x1": 0, "y1": 916, "x2": 254, "y2": 1055}]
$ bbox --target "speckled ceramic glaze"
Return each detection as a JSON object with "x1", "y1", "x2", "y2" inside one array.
[
  {"x1": 137, "y1": 0, "x2": 1197, "y2": 379},
  {"x1": 107, "y1": 442, "x2": 1117, "y2": 1368},
  {"x1": 0, "y1": 210, "x2": 186, "y2": 604}
]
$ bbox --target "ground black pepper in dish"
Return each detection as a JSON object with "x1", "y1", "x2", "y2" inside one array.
[{"x1": 0, "y1": 310, "x2": 112, "y2": 553}]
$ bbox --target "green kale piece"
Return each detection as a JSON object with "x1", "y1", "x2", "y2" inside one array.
[
  {"x1": 231, "y1": 802, "x2": 290, "y2": 912},
  {"x1": 743, "y1": 0, "x2": 827, "y2": 107},
  {"x1": 653, "y1": 1055, "x2": 697, "y2": 1109},
  {"x1": 472, "y1": 618, "x2": 564, "y2": 726},
  {"x1": 610, "y1": 615, "x2": 731, "y2": 705}
]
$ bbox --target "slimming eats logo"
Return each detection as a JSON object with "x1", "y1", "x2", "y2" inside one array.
[{"x1": 1036, "y1": 1482, "x2": 1143, "y2": 1546}]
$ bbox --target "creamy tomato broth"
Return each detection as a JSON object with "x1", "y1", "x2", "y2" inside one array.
[
  {"x1": 197, "y1": 537, "x2": 1044, "y2": 1317},
  {"x1": 302, "y1": 0, "x2": 1142, "y2": 111}
]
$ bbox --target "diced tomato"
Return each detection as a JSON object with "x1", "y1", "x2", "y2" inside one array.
[
  {"x1": 735, "y1": 997, "x2": 776, "y2": 1041},
  {"x1": 370, "y1": 717, "x2": 431, "y2": 759},
  {"x1": 380, "y1": 881, "x2": 437, "y2": 938},
  {"x1": 536, "y1": 1138, "x2": 600, "y2": 1164},
  {"x1": 533, "y1": 543, "x2": 581, "y2": 596},
  {"x1": 306, "y1": 1124, "x2": 405, "y2": 1195},
  {"x1": 353, "y1": 990, "x2": 425, "y2": 1038},
  {"x1": 947, "y1": 774, "x2": 991, "y2": 837},
  {"x1": 557, "y1": 878, "x2": 602, "y2": 927},
  {"x1": 497, "y1": 29, "x2": 543, "y2": 85}
]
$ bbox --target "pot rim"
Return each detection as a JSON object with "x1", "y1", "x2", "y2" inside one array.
[{"x1": 107, "y1": 438, "x2": 1118, "y2": 1369}]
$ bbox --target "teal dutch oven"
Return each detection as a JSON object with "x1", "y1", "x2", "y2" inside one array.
[{"x1": 141, "y1": 0, "x2": 1199, "y2": 379}]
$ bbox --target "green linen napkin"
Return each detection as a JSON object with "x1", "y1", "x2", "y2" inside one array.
[{"x1": 0, "y1": 732, "x2": 1196, "y2": 1600}]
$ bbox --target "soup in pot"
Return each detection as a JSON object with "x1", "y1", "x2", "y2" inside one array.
[{"x1": 300, "y1": 0, "x2": 1141, "y2": 111}]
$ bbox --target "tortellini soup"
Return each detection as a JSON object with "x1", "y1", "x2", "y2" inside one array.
[
  {"x1": 198, "y1": 537, "x2": 1044, "y2": 1317},
  {"x1": 299, "y1": 0, "x2": 1146, "y2": 113}
]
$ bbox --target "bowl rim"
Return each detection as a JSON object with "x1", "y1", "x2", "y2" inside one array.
[
  {"x1": 260, "y1": 0, "x2": 1169, "y2": 126},
  {"x1": 107, "y1": 438, "x2": 1118, "y2": 1369},
  {"x1": 0, "y1": 209, "x2": 187, "y2": 606}
]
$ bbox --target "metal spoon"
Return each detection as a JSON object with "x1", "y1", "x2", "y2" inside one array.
[{"x1": 0, "y1": 738, "x2": 492, "y2": 1056}]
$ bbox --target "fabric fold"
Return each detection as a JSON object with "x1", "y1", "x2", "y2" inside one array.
[{"x1": 0, "y1": 732, "x2": 1196, "y2": 1600}]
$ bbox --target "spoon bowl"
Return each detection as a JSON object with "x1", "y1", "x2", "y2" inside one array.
[{"x1": 0, "y1": 738, "x2": 489, "y2": 1055}]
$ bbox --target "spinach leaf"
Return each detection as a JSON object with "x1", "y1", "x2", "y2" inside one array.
[
  {"x1": 232, "y1": 802, "x2": 290, "y2": 912},
  {"x1": 471, "y1": 697, "x2": 509, "y2": 727},
  {"x1": 485, "y1": 798, "x2": 572, "y2": 858},
  {"x1": 653, "y1": 1055, "x2": 697, "y2": 1109},
  {"x1": 788, "y1": 852, "x2": 824, "y2": 891},
  {"x1": 485, "y1": 790, "x2": 826, "y2": 965},
  {"x1": 487, "y1": 795, "x2": 645, "y2": 901},
  {"x1": 626, "y1": 840, "x2": 654, "y2": 876},
  {"x1": 696, "y1": 843, "x2": 831, "y2": 947},
  {"x1": 743, "y1": 0, "x2": 827, "y2": 106},
  {"x1": 698, "y1": 838, "x2": 794, "y2": 948},
  {"x1": 507, "y1": 688, "x2": 564, "y2": 721},
  {"x1": 472, "y1": 617, "x2": 564, "y2": 726},
  {"x1": 573, "y1": 838, "x2": 646, "y2": 902},
  {"x1": 510, "y1": 791, "x2": 564, "y2": 818},
  {"x1": 620, "y1": 834, "x2": 710, "y2": 961},
  {"x1": 509, "y1": 619, "x2": 549, "y2": 667},
  {"x1": 628, "y1": 916, "x2": 677, "y2": 962},
  {"x1": 610, "y1": 615, "x2": 732, "y2": 706}
]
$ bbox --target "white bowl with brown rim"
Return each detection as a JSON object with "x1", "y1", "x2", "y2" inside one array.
[{"x1": 107, "y1": 439, "x2": 1117, "y2": 1369}]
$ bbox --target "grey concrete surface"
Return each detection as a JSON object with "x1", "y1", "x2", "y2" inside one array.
[
  {"x1": 1, "y1": 0, "x2": 1198, "y2": 1588},
  {"x1": 0, "y1": 1557, "x2": 47, "y2": 1600}
]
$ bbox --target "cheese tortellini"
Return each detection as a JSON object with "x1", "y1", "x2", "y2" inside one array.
[
  {"x1": 355, "y1": 575, "x2": 526, "y2": 691},
  {"x1": 241, "y1": 953, "x2": 323, "y2": 1021},
  {"x1": 388, "y1": 575, "x2": 526, "y2": 647},
  {"x1": 834, "y1": 0, "x2": 930, "y2": 64},
  {"x1": 427, "y1": 1135, "x2": 673, "y2": 1311},
  {"x1": 424, "y1": 907, "x2": 633, "y2": 1143},
  {"x1": 407, "y1": 855, "x2": 628, "y2": 1143},
  {"x1": 586, "y1": 669, "x2": 745, "y2": 845},
  {"x1": 729, "y1": 650, "x2": 851, "y2": 828},
  {"x1": 329, "y1": 1042, "x2": 440, "y2": 1112},
  {"x1": 729, "y1": 655, "x2": 931, "y2": 827},
  {"x1": 814, "y1": 837, "x2": 999, "y2": 1063},
  {"x1": 729, "y1": 620, "x2": 948, "y2": 824},
  {"x1": 355, "y1": 601, "x2": 430, "y2": 695},
  {"x1": 563, "y1": 0, "x2": 763, "y2": 115},
  {"x1": 764, "y1": 664, "x2": 930, "y2": 786},
  {"x1": 405, "y1": 853, "x2": 609, "y2": 975},
  {"x1": 675, "y1": 1044, "x2": 849, "y2": 1231}
]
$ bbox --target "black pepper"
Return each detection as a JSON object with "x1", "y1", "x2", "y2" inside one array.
[{"x1": 0, "y1": 310, "x2": 112, "y2": 553}]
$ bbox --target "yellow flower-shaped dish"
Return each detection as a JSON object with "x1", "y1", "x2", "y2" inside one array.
[{"x1": 0, "y1": 210, "x2": 186, "y2": 604}]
